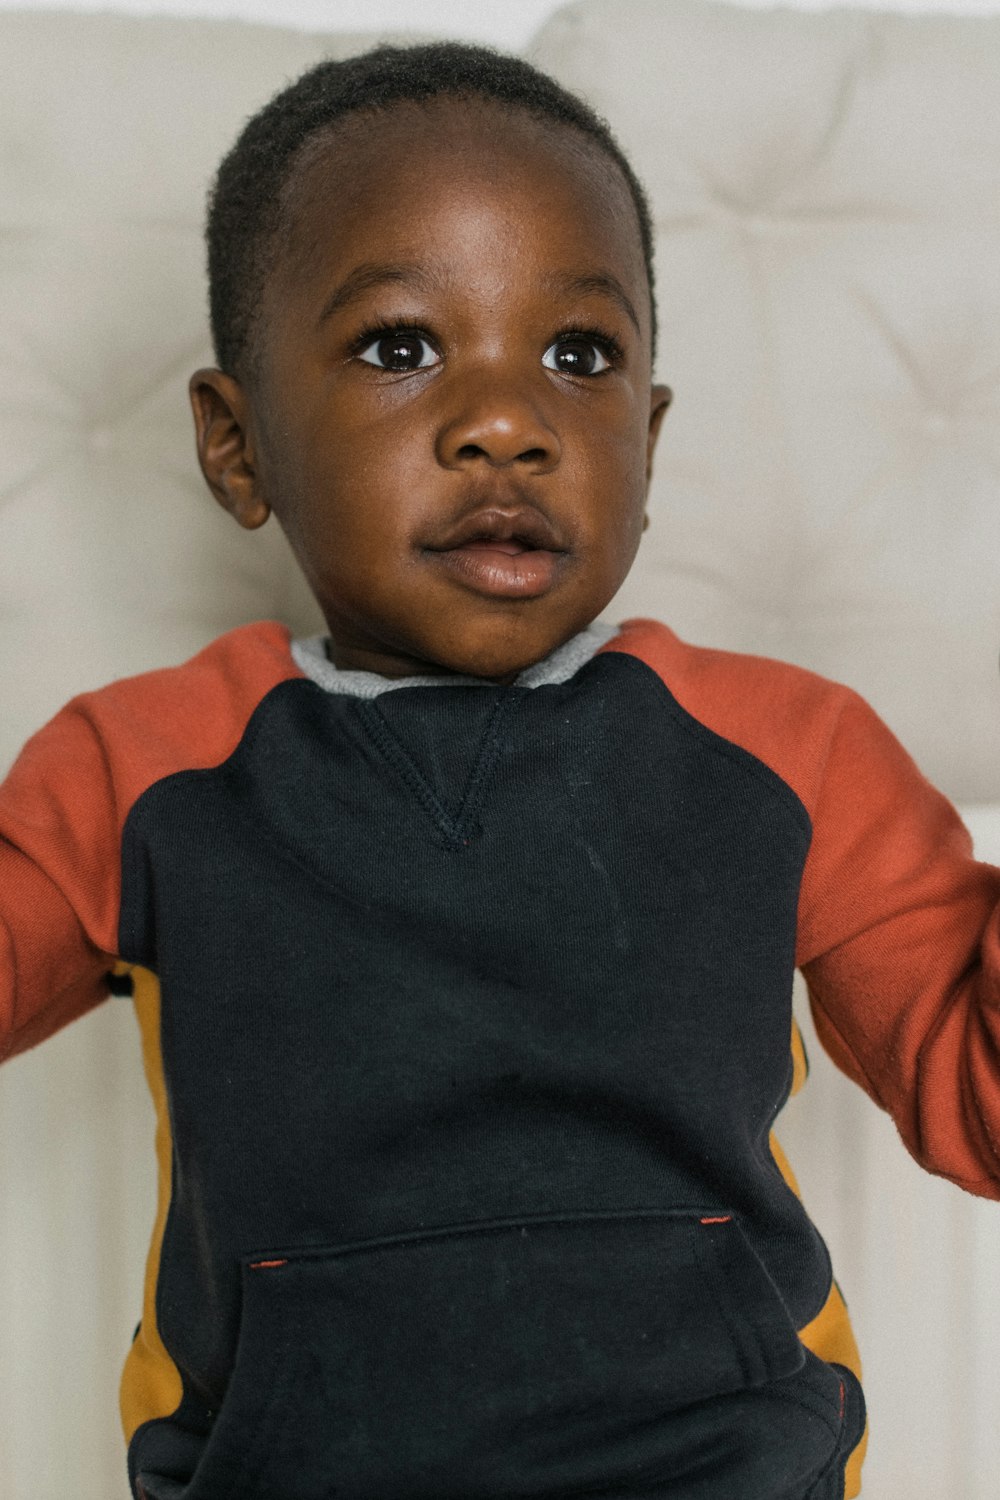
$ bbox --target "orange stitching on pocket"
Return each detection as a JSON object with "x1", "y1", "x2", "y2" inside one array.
[
  {"x1": 249, "y1": 1258, "x2": 288, "y2": 1269},
  {"x1": 699, "y1": 1216, "x2": 732, "y2": 1225}
]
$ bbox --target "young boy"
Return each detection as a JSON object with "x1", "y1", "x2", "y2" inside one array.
[{"x1": 1, "y1": 40, "x2": 998, "y2": 1500}]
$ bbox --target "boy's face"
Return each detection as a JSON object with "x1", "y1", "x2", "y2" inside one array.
[{"x1": 192, "y1": 98, "x2": 670, "y2": 680}]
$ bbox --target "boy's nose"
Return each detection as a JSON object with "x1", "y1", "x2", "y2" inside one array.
[{"x1": 436, "y1": 384, "x2": 561, "y2": 472}]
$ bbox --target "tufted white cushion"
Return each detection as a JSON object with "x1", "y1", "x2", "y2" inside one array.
[{"x1": 533, "y1": 0, "x2": 1000, "y2": 802}]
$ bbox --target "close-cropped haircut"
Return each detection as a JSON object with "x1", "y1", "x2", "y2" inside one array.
[{"x1": 206, "y1": 41, "x2": 657, "y2": 379}]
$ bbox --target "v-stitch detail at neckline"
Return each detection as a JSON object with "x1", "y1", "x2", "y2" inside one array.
[{"x1": 357, "y1": 689, "x2": 518, "y2": 850}]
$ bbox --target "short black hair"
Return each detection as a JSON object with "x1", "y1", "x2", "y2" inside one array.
[{"x1": 206, "y1": 41, "x2": 657, "y2": 379}]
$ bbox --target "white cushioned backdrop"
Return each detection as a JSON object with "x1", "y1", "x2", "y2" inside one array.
[{"x1": 2, "y1": 4, "x2": 1000, "y2": 1496}]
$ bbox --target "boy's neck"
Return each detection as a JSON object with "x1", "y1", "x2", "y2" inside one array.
[{"x1": 292, "y1": 621, "x2": 619, "y2": 700}]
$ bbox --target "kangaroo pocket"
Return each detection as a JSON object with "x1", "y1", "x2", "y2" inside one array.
[{"x1": 167, "y1": 1209, "x2": 807, "y2": 1500}]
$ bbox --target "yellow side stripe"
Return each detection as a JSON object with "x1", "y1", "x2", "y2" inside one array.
[
  {"x1": 790, "y1": 1014, "x2": 809, "y2": 1097},
  {"x1": 773, "y1": 1020, "x2": 868, "y2": 1498},
  {"x1": 118, "y1": 965, "x2": 184, "y2": 1441}
]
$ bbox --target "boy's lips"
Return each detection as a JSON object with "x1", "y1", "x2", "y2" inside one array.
[
  {"x1": 431, "y1": 541, "x2": 563, "y2": 598},
  {"x1": 424, "y1": 506, "x2": 568, "y2": 599}
]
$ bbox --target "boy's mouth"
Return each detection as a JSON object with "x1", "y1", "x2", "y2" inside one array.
[{"x1": 426, "y1": 508, "x2": 567, "y2": 600}]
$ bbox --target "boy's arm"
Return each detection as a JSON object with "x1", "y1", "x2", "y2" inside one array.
[
  {"x1": 0, "y1": 701, "x2": 123, "y2": 1062},
  {"x1": 795, "y1": 687, "x2": 1000, "y2": 1199}
]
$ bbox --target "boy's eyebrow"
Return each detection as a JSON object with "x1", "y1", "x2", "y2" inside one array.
[
  {"x1": 316, "y1": 262, "x2": 436, "y2": 325},
  {"x1": 314, "y1": 263, "x2": 642, "y2": 335},
  {"x1": 545, "y1": 272, "x2": 642, "y2": 335}
]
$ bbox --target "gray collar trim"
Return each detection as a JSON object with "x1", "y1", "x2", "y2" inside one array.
[{"x1": 290, "y1": 620, "x2": 619, "y2": 699}]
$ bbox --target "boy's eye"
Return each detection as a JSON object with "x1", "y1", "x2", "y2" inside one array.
[
  {"x1": 542, "y1": 338, "x2": 612, "y2": 376},
  {"x1": 357, "y1": 332, "x2": 440, "y2": 371}
]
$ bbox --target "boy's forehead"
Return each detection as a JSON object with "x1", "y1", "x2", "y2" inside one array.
[{"x1": 276, "y1": 96, "x2": 647, "y2": 299}]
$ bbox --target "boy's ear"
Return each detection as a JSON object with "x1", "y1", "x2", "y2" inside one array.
[
  {"x1": 188, "y1": 368, "x2": 271, "y2": 531},
  {"x1": 645, "y1": 383, "x2": 672, "y2": 486}
]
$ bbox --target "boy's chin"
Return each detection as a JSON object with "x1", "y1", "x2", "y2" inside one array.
[{"x1": 427, "y1": 627, "x2": 580, "y2": 683}]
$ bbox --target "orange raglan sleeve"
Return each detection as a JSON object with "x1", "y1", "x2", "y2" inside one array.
[
  {"x1": 610, "y1": 619, "x2": 1000, "y2": 1200},
  {"x1": 794, "y1": 684, "x2": 1000, "y2": 1199},
  {"x1": 0, "y1": 699, "x2": 124, "y2": 1060},
  {"x1": 0, "y1": 621, "x2": 304, "y2": 1064}
]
